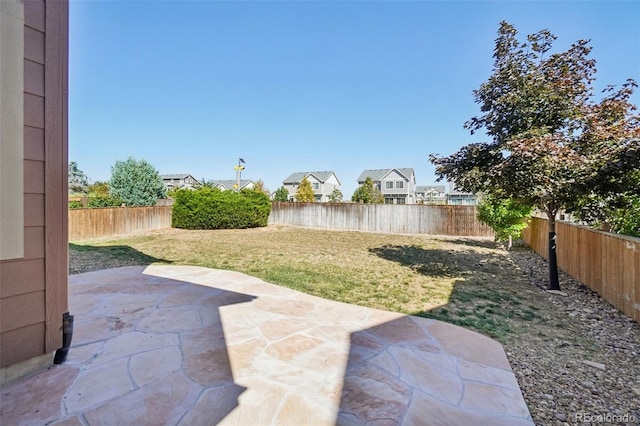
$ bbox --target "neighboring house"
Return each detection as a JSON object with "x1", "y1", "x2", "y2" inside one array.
[
  {"x1": 416, "y1": 185, "x2": 447, "y2": 205},
  {"x1": 210, "y1": 179, "x2": 255, "y2": 191},
  {"x1": 282, "y1": 171, "x2": 341, "y2": 202},
  {"x1": 1, "y1": 0, "x2": 69, "y2": 380},
  {"x1": 447, "y1": 183, "x2": 478, "y2": 205},
  {"x1": 357, "y1": 168, "x2": 417, "y2": 204},
  {"x1": 161, "y1": 174, "x2": 201, "y2": 191}
]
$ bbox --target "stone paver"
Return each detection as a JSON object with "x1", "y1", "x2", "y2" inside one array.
[{"x1": 0, "y1": 265, "x2": 533, "y2": 425}]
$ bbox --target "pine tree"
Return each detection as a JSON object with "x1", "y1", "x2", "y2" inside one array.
[
  {"x1": 273, "y1": 186, "x2": 289, "y2": 202},
  {"x1": 109, "y1": 157, "x2": 166, "y2": 206},
  {"x1": 68, "y1": 161, "x2": 89, "y2": 195}
]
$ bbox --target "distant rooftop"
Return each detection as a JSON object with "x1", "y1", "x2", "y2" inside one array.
[
  {"x1": 283, "y1": 171, "x2": 338, "y2": 184},
  {"x1": 357, "y1": 168, "x2": 415, "y2": 182}
]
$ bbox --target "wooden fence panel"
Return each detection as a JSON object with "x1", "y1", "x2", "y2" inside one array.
[
  {"x1": 68, "y1": 206, "x2": 172, "y2": 241},
  {"x1": 602, "y1": 235, "x2": 618, "y2": 311},
  {"x1": 621, "y1": 238, "x2": 637, "y2": 319},
  {"x1": 522, "y1": 216, "x2": 639, "y2": 322},
  {"x1": 268, "y1": 203, "x2": 494, "y2": 237}
]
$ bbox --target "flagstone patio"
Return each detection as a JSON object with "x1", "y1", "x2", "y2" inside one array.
[{"x1": 1, "y1": 265, "x2": 533, "y2": 425}]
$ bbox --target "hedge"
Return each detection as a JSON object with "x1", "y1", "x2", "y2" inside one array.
[
  {"x1": 172, "y1": 187, "x2": 271, "y2": 229},
  {"x1": 87, "y1": 195, "x2": 122, "y2": 208}
]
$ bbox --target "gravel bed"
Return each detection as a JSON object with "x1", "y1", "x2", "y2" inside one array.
[{"x1": 506, "y1": 248, "x2": 640, "y2": 425}]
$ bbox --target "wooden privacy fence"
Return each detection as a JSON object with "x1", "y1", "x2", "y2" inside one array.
[
  {"x1": 269, "y1": 203, "x2": 494, "y2": 237},
  {"x1": 522, "y1": 217, "x2": 639, "y2": 322},
  {"x1": 68, "y1": 206, "x2": 172, "y2": 241}
]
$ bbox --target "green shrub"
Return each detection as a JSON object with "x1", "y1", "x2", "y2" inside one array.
[
  {"x1": 87, "y1": 196, "x2": 123, "y2": 208},
  {"x1": 69, "y1": 200, "x2": 84, "y2": 209},
  {"x1": 172, "y1": 187, "x2": 271, "y2": 230},
  {"x1": 477, "y1": 194, "x2": 532, "y2": 249}
]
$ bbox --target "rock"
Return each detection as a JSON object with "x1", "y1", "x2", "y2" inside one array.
[
  {"x1": 496, "y1": 248, "x2": 640, "y2": 426},
  {"x1": 546, "y1": 290, "x2": 569, "y2": 296},
  {"x1": 581, "y1": 360, "x2": 606, "y2": 371}
]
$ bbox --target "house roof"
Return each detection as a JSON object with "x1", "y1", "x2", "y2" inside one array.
[
  {"x1": 448, "y1": 189, "x2": 476, "y2": 196},
  {"x1": 357, "y1": 168, "x2": 415, "y2": 183},
  {"x1": 161, "y1": 174, "x2": 197, "y2": 181},
  {"x1": 283, "y1": 171, "x2": 339, "y2": 185},
  {"x1": 416, "y1": 185, "x2": 446, "y2": 193},
  {"x1": 211, "y1": 179, "x2": 253, "y2": 190},
  {"x1": 448, "y1": 182, "x2": 475, "y2": 196}
]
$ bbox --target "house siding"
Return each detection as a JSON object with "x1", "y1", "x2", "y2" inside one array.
[
  {"x1": 0, "y1": 0, "x2": 25, "y2": 261},
  {"x1": 358, "y1": 168, "x2": 417, "y2": 204},
  {"x1": 380, "y1": 170, "x2": 407, "y2": 195},
  {"x1": 161, "y1": 174, "x2": 200, "y2": 190},
  {"x1": 283, "y1": 171, "x2": 341, "y2": 202},
  {"x1": 283, "y1": 182, "x2": 297, "y2": 200},
  {"x1": 0, "y1": 0, "x2": 68, "y2": 372}
]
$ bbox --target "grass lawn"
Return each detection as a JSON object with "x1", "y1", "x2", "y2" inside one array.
[{"x1": 69, "y1": 225, "x2": 552, "y2": 341}]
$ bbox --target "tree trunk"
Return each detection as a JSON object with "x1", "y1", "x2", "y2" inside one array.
[
  {"x1": 547, "y1": 213, "x2": 560, "y2": 291},
  {"x1": 507, "y1": 235, "x2": 513, "y2": 250}
]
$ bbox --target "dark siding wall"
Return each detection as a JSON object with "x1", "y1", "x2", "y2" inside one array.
[{"x1": 0, "y1": 0, "x2": 68, "y2": 368}]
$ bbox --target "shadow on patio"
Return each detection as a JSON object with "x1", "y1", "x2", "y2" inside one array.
[
  {"x1": 1, "y1": 266, "x2": 253, "y2": 424},
  {"x1": 335, "y1": 244, "x2": 533, "y2": 425},
  {"x1": 1, "y1": 261, "x2": 533, "y2": 425}
]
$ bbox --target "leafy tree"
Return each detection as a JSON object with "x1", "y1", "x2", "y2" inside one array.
[
  {"x1": 573, "y1": 168, "x2": 640, "y2": 237},
  {"x1": 575, "y1": 191, "x2": 640, "y2": 238},
  {"x1": 352, "y1": 177, "x2": 384, "y2": 204},
  {"x1": 477, "y1": 194, "x2": 532, "y2": 249},
  {"x1": 109, "y1": 157, "x2": 166, "y2": 207},
  {"x1": 430, "y1": 22, "x2": 640, "y2": 290},
  {"x1": 329, "y1": 188, "x2": 343, "y2": 203},
  {"x1": 252, "y1": 179, "x2": 271, "y2": 197},
  {"x1": 295, "y1": 177, "x2": 315, "y2": 202},
  {"x1": 273, "y1": 186, "x2": 289, "y2": 202},
  {"x1": 200, "y1": 178, "x2": 215, "y2": 188},
  {"x1": 607, "y1": 195, "x2": 640, "y2": 237},
  {"x1": 86, "y1": 181, "x2": 122, "y2": 207},
  {"x1": 68, "y1": 161, "x2": 89, "y2": 195},
  {"x1": 87, "y1": 181, "x2": 110, "y2": 198}
]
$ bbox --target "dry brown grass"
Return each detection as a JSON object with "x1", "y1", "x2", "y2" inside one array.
[{"x1": 70, "y1": 225, "x2": 549, "y2": 339}]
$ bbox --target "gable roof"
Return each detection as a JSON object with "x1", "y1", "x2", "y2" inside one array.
[
  {"x1": 416, "y1": 185, "x2": 446, "y2": 193},
  {"x1": 211, "y1": 179, "x2": 253, "y2": 190},
  {"x1": 448, "y1": 181, "x2": 476, "y2": 196},
  {"x1": 283, "y1": 171, "x2": 339, "y2": 185},
  {"x1": 161, "y1": 174, "x2": 198, "y2": 181},
  {"x1": 357, "y1": 168, "x2": 415, "y2": 183}
]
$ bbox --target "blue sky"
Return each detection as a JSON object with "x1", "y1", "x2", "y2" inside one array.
[{"x1": 69, "y1": 0, "x2": 640, "y2": 198}]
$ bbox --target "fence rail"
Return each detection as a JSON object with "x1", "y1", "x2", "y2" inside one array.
[
  {"x1": 68, "y1": 206, "x2": 172, "y2": 241},
  {"x1": 522, "y1": 217, "x2": 639, "y2": 322},
  {"x1": 269, "y1": 203, "x2": 494, "y2": 237}
]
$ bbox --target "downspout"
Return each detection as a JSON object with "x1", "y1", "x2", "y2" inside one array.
[{"x1": 53, "y1": 312, "x2": 74, "y2": 364}]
